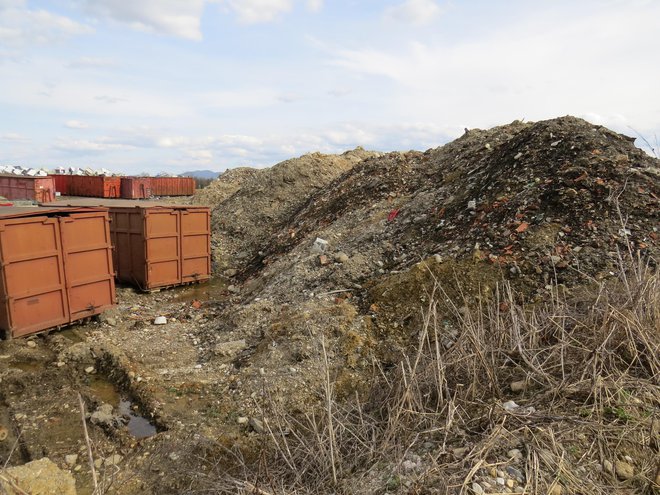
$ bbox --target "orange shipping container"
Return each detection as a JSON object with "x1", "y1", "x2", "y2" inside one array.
[
  {"x1": 68, "y1": 176, "x2": 121, "y2": 198},
  {"x1": 0, "y1": 175, "x2": 55, "y2": 202},
  {"x1": 50, "y1": 174, "x2": 71, "y2": 195},
  {"x1": 149, "y1": 177, "x2": 195, "y2": 196},
  {"x1": 120, "y1": 177, "x2": 152, "y2": 199},
  {"x1": 0, "y1": 207, "x2": 116, "y2": 339},
  {"x1": 43, "y1": 199, "x2": 211, "y2": 290}
]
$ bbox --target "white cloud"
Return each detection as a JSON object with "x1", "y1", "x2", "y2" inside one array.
[
  {"x1": 65, "y1": 120, "x2": 89, "y2": 129},
  {"x1": 68, "y1": 56, "x2": 118, "y2": 69},
  {"x1": 0, "y1": 0, "x2": 24, "y2": 10},
  {"x1": 1, "y1": 132, "x2": 29, "y2": 142},
  {"x1": 225, "y1": 0, "x2": 293, "y2": 24},
  {"x1": 306, "y1": 0, "x2": 323, "y2": 13},
  {"x1": 187, "y1": 149, "x2": 214, "y2": 162},
  {"x1": 384, "y1": 0, "x2": 443, "y2": 25},
  {"x1": 0, "y1": 7, "x2": 92, "y2": 47},
  {"x1": 81, "y1": 0, "x2": 205, "y2": 40},
  {"x1": 54, "y1": 137, "x2": 135, "y2": 152},
  {"x1": 332, "y1": 2, "x2": 660, "y2": 131}
]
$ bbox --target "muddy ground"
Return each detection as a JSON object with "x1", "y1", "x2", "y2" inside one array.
[{"x1": 0, "y1": 280, "x2": 237, "y2": 494}]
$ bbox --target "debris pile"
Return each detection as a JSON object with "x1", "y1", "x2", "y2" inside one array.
[{"x1": 193, "y1": 147, "x2": 380, "y2": 270}]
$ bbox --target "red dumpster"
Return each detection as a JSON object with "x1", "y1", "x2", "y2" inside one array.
[
  {"x1": 50, "y1": 174, "x2": 72, "y2": 195},
  {"x1": 42, "y1": 199, "x2": 211, "y2": 291},
  {"x1": 0, "y1": 175, "x2": 55, "y2": 202},
  {"x1": 68, "y1": 176, "x2": 121, "y2": 198},
  {"x1": 0, "y1": 206, "x2": 116, "y2": 339},
  {"x1": 120, "y1": 177, "x2": 152, "y2": 199},
  {"x1": 149, "y1": 177, "x2": 195, "y2": 196}
]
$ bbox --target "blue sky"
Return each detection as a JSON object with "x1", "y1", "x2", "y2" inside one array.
[{"x1": 1, "y1": 0, "x2": 658, "y2": 175}]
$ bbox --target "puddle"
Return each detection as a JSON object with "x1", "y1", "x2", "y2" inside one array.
[
  {"x1": 88, "y1": 376, "x2": 121, "y2": 405},
  {"x1": 118, "y1": 399, "x2": 157, "y2": 439},
  {"x1": 88, "y1": 376, "x2": 158, "y2": 439},
  {"x1": 174, "y1": 278, "x2": 228, "y2": 304}
]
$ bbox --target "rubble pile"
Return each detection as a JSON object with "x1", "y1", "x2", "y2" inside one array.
[{"x1": 194, "y1": 147, "x2": 380, "y2": 270}]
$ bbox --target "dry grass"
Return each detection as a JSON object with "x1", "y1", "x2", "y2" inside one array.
[{"x1": 166, "y1": 253, "x2": 659, "y2": 494}]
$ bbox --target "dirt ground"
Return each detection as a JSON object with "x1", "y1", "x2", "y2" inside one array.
[{"x1": 1, "y1": 116, "x2": 659, "y2": 495}]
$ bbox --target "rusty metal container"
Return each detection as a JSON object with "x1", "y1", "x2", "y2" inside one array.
[
  {"x1": 0, "y1": 206, "x2": 116, "y2": 339},
  {"x1": 68, "y1": 176, "x2": 121, "y2": 198},
  {"x1": 42, "y1": 199, "x2": 211, "y2": 290},
  {"x1": 120, "y1": 177, "x2": 152, "y2": 199},
  {"x1": 0, "y1": 176, "x2": 55, "y2": 202},
  {"x1": 149, "y1": 177, "x2": 195, "y2": 196},
  {"x1": 50, "y1": 174, "x2": 71, "y2": 195}
]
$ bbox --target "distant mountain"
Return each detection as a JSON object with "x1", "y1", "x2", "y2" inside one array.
[{"x1": 180, "y1": 170, "x2": 220, "y2": 179}]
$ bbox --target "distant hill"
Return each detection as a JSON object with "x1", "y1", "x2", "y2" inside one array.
[{"x1": 180, "y1": 170, "x2": 220, "y2": 179}]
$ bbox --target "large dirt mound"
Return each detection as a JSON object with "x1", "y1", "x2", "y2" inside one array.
[
  {"x1": 193, "y1": 147, "x2": 380, "y2": 270},
  {"x1": 246, "y1": 116, "x2": 658, "y2": 298}
]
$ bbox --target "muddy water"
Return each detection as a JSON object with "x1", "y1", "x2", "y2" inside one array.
[
  {"x1": 118, "y1": 399, "x2": 157, "y2": 439},
  {"x1": 88, "y1": 377, "x2": 157, "y2": 439},
  {"x1": 174, "y1": 277, "x2": 228, "y2": 303}
]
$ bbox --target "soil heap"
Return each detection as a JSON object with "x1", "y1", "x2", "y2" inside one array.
[
  {"x1": 193, "y1": 147, "x2": 380, "y2": 271},
  {"x1": 181, "y1": 115, "x2": 659, "y2": 494}
]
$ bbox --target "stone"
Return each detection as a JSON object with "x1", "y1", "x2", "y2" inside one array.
[
  {"x1": 64, "y1": 454, "x2": 78, "y2": 467},
  {"x1": 510, "y1": 380, "x2": 527, "y2": 392},
  {"x1": 90, "y1": 403, "x2": 115, "y2": 427},
  {"x1": 214, "y1": 339, "x2": 247, "y2": 357},
  {"x1": 318, "y1": 254, "x2": 330, "y2": 265},
  {"x1": 94, "y1": 458, "x2": 103, "y2": 469},
  {"x1": 249, "y1": 417, "x2": 265, "y2": 433},
  {"x1": 105, "y1": 317, "x2": 117, "y2": 327},
  {"x1": 105, "y1": 454, "x2": 123, "y2": 466},
  {"x1": 26, "y1": 340, "x2": 37, "y2": 348},
  {"x1": 502, "y1": 400, "x2": 519, "y2": 411},
  {"x1": 223, "y1": 268, "x2": 238, "y2": 278},
  {"x1": 153, "y1": 316, "x2": 167, "y2": 325},
  {"x1": 471, "y1": 482, "x2": 484, "y2": 494},
  {"x1": 311, "y1": 237, "x2": 329, "y2": 253},
  {"x1": 603, "y1": 459, "x2": 613, "y2": 474},
  {"x1": 0, "y1": 426, "x2": 7, "y2": 441},
  {"x1": 614, "y1": 460, "x2": 634, "y2": 480},
  {"x1": 334, "y1": 252, "x2": 349, "y2": 263},
  {"x1": 496, "y1": 477, "x2": 505, "y2": 485},
  {"x1": 467, "y1": 200, "x2": 477, "y2": 211},
  {"x1": 506, "y1": 479, "x2": 515, "y2": 488},
  {"x1": 0, "y1": 458, "x2": 76, "y2": 495},
  {"x1": 237, "y1": 416, "x2": 249, "y2": 425},
  {"x1": 227, "y1": 285, "x2": 240, "y2": 294}
]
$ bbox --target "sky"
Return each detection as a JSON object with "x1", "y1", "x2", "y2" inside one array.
[{"x1": 1, "y1": 0, "x2": 659, "y2": 175}]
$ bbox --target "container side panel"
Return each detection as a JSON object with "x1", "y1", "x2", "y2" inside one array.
[
  {"x1": 147, "y1": 237, "x2": 179, "y2": 261},
  {"x1": 68, "y1": 279, "x2": 115, "y2": 319},
  {"x1": 1, "y1": 221, "x2": 60, "y2": 261},
  {"x1": 59, "y1": 213, "x2": 116, "y2": 319},
  {"x1": 11, "y1": 291, "x2": 68, "y2": 337},
  {"x1": 180, "y1": 209, "x2": 211, "y2": 282},
  {"x1": 5, "y1": 257, "x2": 64, "y2": 295},
  {"x1": 0, "y1": 217, "x2": 69, "y2": 337},
  {"x1": 147, "y1": 260, "x2": 180, "y2": 287}
]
